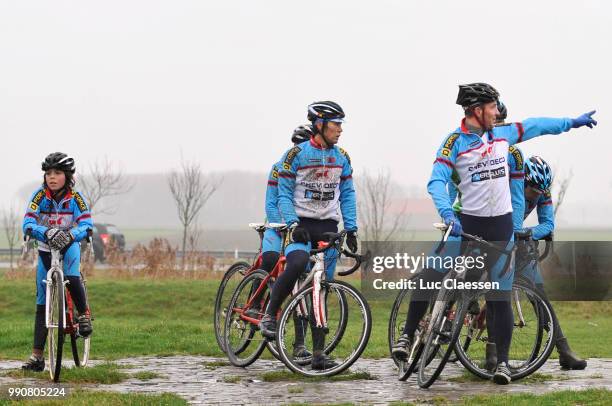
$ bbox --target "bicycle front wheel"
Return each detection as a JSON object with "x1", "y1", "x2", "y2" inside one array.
[
  {"x1": 417, "y1": 291, "x2": 467, "y2": 388},
  {"x1": 223, "y1": 270, "x2": 269, "y2": 367},
  {"x1": 71, "y1": 274, "x2": 91, "y2": 367},
  {"x1": 276, "y1": 280, "x2": 371, "y2": 377},
  {"x1": 47, "y1": 271, "x2": 65, "y2": 382},
  {"x1": 214, "y1": 261, "x2": 251, "y2": 353}
]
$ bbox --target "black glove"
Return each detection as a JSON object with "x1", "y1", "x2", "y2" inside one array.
[
  {"x1": 45, "y1": 228, "x2": 61, "y2": 248},
  {"x1": 290, "y1": 225, "x2": 310, "y2": 244},
  {"x1": 45, "y1": 229, "x2": 74, "y2": 250},
  {"x1": 346, "y1": 231, "x2": 358, "y2": 253}
]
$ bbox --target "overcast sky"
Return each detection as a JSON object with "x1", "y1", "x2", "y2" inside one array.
[{"x1": 1, "y1": 0, "x2": 610, "y2": 226}]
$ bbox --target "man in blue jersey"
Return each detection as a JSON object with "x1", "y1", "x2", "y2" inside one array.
[
  {"x1": 247, "y1": 124, "x2": 313, "y2": 358},
  {"x1": 393, "y1": 102, "x2": 589, "y2": 374},
  {"x1": 259, "y1": 101, "x2": 358, "y2": 370},
  {"x1": 426, "y1": 83, "x2": 596, "y2": 384}
]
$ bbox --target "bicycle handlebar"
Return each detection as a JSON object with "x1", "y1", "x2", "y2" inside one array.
[
  {"x1": 337, "y1": 248, "x2": 370, "y2": 276},
  {"x1": 433, "y1": 222, "x2": 515, "y2": 276},
  {"x1": 307, "y1": 230, "x2": 368, "y2": 277},
  {"x1": 309, "y1": 230, "x2": 348, "y2": 255}
]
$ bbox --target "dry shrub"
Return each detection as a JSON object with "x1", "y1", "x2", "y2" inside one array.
[
  {"x1": 4, "y1": 249, "x2": 38, "y2": 280},
  {"x1": 104, "y1": 238, "x2": 177, "y2": 278}
]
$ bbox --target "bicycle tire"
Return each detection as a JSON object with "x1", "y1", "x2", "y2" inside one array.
[
  {"x1": 388, "y1": 286, "x2": 434, "y2": 380},
  {"x1": 417, "y1": 291, "x2": 468, "y2": 388},
  {"x1": 284, "y1": 282, "x2": 350, "y2": 366},
  {"x1": 224, "y1": 270, "x2": 269, "y2": 367},
  {"x1": 71, "y1": 275, "x2": 91, "y2": 367},
  {"x1": 214, "y1": 261, "x2": 251, "y2": 353},
  {"x1": 454, "y1": 280, "x2": 557, "y2": 381},
  {"x1": 276, "y1": 280, "x2": 371, "y2": 377},
  {"x1": 47, "y1": 271, "x2": 65, "y2": 382},
  {"x1": 388, "y1": 288, "x2": 410, "y2": 368}
]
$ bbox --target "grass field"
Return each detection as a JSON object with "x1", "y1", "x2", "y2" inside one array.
[
  {"x1": 1, "y1": 276, "x2": 610, "y2": 361},
  {"x1": 0, "y1": 390, "x2": 187, "y2": 405}
]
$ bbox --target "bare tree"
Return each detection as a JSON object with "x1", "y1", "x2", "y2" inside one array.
[
  {"x1": 2, "y1": 204, "x2": 22, "y2": 271},
  {"x1": 356, "y1": 168, "x2": 409, "y2": 242},
  {"x1": 554, "y1": 168, "x2": 573, "y2": 216},
  {"x1": 168, "y1": 159, "x2": 218, "y2": 269},
  {"x1": 79, "y1": 157, "x2": 134, "y2": 215}
]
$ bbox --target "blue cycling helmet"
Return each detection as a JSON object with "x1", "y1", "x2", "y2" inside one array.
[{"x1": 525, "y1": 156, "x2": 553, "y2": 191}]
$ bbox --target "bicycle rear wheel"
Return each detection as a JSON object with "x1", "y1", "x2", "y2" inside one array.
[
  {"x1": 214, "y1": 261, "x2": 251, "y2": 353},
  {"x1": 276, "y1": 280, "x2": 371, "y2": 377},
  {"x1": 417, "y1": 290, "x2": 467, "y2": 388},
  {"x1": 388, "y1": 288, "x2": 410, "y2": 368},
  {"x1": 47, "y1": 271, "x2": 65, "y2": 382},
  {"x1": 224, "y1": 270, "x2": 269, "y2": 367},
  {"x1": 454, "y1": 280, "x2": 557, "y2": 381},
  {"x1": 70, "y1": 276, "x2": 91, "y2": 367}
]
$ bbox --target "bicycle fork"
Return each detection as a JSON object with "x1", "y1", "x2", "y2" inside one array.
[{"x1": 44, "y1": 252, "x2": 67, "y2": 330}]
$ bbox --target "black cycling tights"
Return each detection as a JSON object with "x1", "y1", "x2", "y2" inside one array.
[
  {"x1": 460, "y1": 212, "x2": 514, "y2": 364},
  {"x1": 266, "y1": 250, "x2": 309, "y2": 317},
  {"x1": 260, "y1": 251, "x2": 280, "y2": 273},
  {"x1": 33, "y1": 305, "x2": 47, "y2": 351}
]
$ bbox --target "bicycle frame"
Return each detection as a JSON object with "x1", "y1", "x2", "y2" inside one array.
[
  {"x1": 45, "y1": 250, "x2": 67, "y2": 330},
  {"x1": 234, "y1": 232, "x2": 358, "y2": 328}
]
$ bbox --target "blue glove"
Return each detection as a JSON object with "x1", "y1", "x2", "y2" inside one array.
[
  {"x1": 443, "y1": 215, "x2": 463, "y2": 237},
  {"x1": 571, "y1": 110, "x2": 597, "y2": 129}
]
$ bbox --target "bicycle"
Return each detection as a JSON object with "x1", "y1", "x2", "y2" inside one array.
[
  {"x1": 413, "y1": 224, "x2": 557, "y2": 387},
  {"x1": 219, "y1": 223, "x2": 324, "y2": 364},
  {"x1": 454, "y1": 231, "x2": 557, "y2": 380},
  {"x1": 223, "y1": 228, "x2": 363, "y2": 373},
  {"x1": 275, "y1": 230, "x2": 372, "y2": 377},
  {"x1": 23, "y1": 230, "x2": 94, "y2": 382}
]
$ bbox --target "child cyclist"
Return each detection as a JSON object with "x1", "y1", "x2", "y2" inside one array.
[{"x1": 21, "y1": 152, "x2": 93, "y2": 371}]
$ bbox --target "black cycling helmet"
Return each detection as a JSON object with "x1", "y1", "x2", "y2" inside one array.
[
  {"x1": 291, "y1": 124, "x2": 314, "y2": 144},
  {"x1": 497, "y1": 100, "x2": 508, "y2": 122},
  {"x1": 307, "y1": 101, "x2": 345, "y2": 123},
  {"x1": 456, "y1": 83, "x2": 500, "y2": 108},
  {"x1": 41, "y1": 152, "x2": 75, "y2": 173}
]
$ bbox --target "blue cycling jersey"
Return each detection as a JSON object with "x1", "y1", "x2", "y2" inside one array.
[
  {"x1": 265, "y1": 161, "x2": 282, "y2": 224},
  {"x1": 523, "y1": 190, "x2": 554, "y2": 240},
  {"x1": 23, "y1": 186, "x2": 94, "y2": 251},
  {"x1": 429, "y1": 117, "x2": 572, "y2": 220},
  {"x1": 510, "y1": 147, "x2": 555, "y2": 239},
  {"x1": 278, "y1": 138, "x2": 357, "y2": 231}
]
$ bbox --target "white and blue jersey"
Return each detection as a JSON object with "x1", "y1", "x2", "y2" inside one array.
[
  {"x1": 23, "y1": 187, "x2": 94, "y2": 305},
  {"x1": 278, "y1": 138, "x2": 357, "y2": 231},
  {"x1": 428, "y1": 117, "x2": 572, "y2": 220}
]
